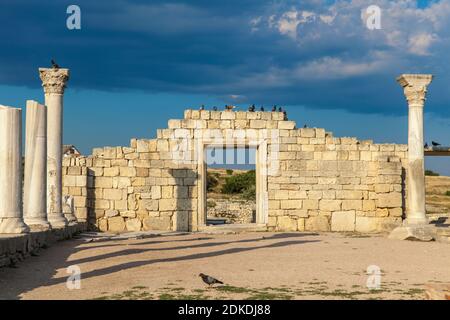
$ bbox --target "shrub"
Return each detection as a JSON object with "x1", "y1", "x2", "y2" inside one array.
[
  {"x1": 425, "y1": 170, "x2": 440, "y2": 176},
  {"x1": 226, "y1": 169, "x2": 233, "y2": 175},
  {"x1": 222, "y1": 170, "x2": 256, "y2": 196},
  {"x1": 207, "y1": 200, "x2": 217, "y2": 208},
  {"x1": 445, "y1": 191, "x2": 450, "y2": 197},
  {"x1": 206, "y1": 172, "x2": 219, "y2": 191}
]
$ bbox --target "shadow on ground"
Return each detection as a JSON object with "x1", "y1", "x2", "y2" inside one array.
[{"x1": 0, "y1": 232, "x2": 319, "y2": 299}]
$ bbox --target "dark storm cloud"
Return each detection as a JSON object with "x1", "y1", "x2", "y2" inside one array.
[{"x1": 0, "y1": 0, "x2": 449, "y2": 116}]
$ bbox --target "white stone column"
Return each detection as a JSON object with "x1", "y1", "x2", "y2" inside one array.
[
  {"x1": 39, "y1": 67, "x2": 76, "y2": 227},
  {"x1": 23, "y1": 100, "x2": 51, "y2": 229},
  {"x1": 397, "y1": 74, "x2": 433, "y2": 225},
  {"x1": 0, "y1": 106, "x2": 29, "y2": 234}
]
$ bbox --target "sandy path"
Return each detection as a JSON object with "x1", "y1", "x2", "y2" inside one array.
[{"x1": 0, "y1": 232, "x2": 449, "y2": 300}]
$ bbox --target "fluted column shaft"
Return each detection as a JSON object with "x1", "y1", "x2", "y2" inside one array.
[
  {"x1": 24, "y1": 100, "x2": 50, "y2": 229},
  {"x1": 0, "y1": 106, "x2": 29, "y2": 233}
]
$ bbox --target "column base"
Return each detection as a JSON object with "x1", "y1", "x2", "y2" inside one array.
[
  {"x1": 404, "y1": 216, "x2": 429, "y2": 225},
  {"x1": 388, "y1": 223, "x2": 436, "y2": 241},
  {"x1": 0, "y1": 218, "x2": 30, "y2": 234},
  {"x1": 24, "y1": 216, "x2": 51, "y2": 231},
  {"x1": 48, "y1": 214, "x2": 68, "y2": 228},
  {"x1": 64, "y1": 213, "x2": 78, "y2": 226}
]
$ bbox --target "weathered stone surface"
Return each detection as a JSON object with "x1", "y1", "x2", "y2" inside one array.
[
  {"x1": 331, "y1": 211, "x2": 356, "y2": 232},
  {"x1": 276, "y1": 216, "x2": 298, "y2": 231},
  {"x1": 143, "y1": 216, "x2": 171, "y2": 231},
  {"x1": 126, "y1": 218, "x2": 142, "y2": 232},
  {"x1": 305, "y1": 216, "x2": 330, "y2": 232},
  {"x1": 108, "y1": 216, "x2": 125, "y2": 232},
  {"x1": 388, "y1": 225, "x2": 435, "y2": 241}
]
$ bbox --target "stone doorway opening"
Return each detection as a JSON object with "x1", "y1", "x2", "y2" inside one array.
[
  {"x1": 197, "y1": 139, "x2": 269, "y2": 231},
  {"x1": 424, "y1": 153, "x2": 450, "y2": 224},
  {"x1": 205, "y1": 146, "x2": 256, "y2": 226}
]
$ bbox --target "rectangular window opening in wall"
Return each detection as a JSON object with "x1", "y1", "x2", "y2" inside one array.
[{"x1": 205, "y1": 146, "x2": 257, "y2": 226}]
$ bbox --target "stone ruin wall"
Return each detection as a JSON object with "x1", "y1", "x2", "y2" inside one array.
[{"x1": 63, "y1": 110, "x2": 408, "y2": 233}]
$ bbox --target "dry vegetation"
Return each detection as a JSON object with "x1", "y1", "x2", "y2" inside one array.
[{"x1": 426, "y1": 175, "x2": 450, "y2": 217}]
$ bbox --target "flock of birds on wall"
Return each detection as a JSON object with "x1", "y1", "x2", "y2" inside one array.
[{"x1": 198, "y1": 104, "x2": 289, "y2": 120}]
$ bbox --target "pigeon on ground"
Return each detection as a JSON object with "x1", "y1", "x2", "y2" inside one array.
[
  {"x1": 199, "y1": 273, "x2": 223, "y2": 286},
  {"x1": 51, "y1": 59, "x2": 60, "y2": 69},
  {"x1": 432, "y1": 141, "x2": 441, "y2": 147}
]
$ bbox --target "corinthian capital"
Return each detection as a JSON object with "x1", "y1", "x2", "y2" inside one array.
[
  {"x1": 397, "y1": 74, "x2": 433, "y2": 106},
  {"x1": 39, "y1": 68, "x2": 70, "y2": 94}
]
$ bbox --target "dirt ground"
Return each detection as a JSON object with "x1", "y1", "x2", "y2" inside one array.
[{"x1": 0, "y1": 232, "x2": 449, "y2": 300}]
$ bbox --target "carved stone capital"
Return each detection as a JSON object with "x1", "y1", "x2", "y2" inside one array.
[
  {"x1": 39, "y1": 68, "x2": 70, "y2": 95},
  {"x1": 397, "y1": 74, "x2": 433, "y2": 107}
]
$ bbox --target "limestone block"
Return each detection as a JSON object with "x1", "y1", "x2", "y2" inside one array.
[
  {"x1": 376, "y1": 192, "x2": 402, "y2": 208},
  {"x1": 126, "y1": 218, "x2": 142, "y2": 232},
  {"x1": 98, "y1": 219, "x2": 108, "y2": 232},
  {"x1": 303, "y1": 199, "x2": 319, "y2": 210},
  {"x1": 104, "y1": 167, "x2": 120, "y2": 177},
  {"x1": 105, "y1": 210, "x2": 119, "y2": 218},
  {"x1": 342, "y1": 200, "x2": 363, "y2": 210},
  {"x1": 103, "y1": 188, "x2": 123, "y2": 200},
  {"x1": 331, "y1": 211, "x2": 356, "y2": 232},
  {"x1": 221, "y1": 112, "x2": 235, "y2": 120},
  {"x1": 278, "y1": 121, "x2": 296, "y2": 130},
  {"x1": 120, "y1": 211, "x2": 136, "y2": 218},
  {"x1": 143, "y1": 216, "x2": 171, "y2": 231},
  {"x1": 305, "y1": 216, "x2": 330, "y2": 231},
  {"x1": 168, "y1": 119, "x2": 181, "y2": 129},
  {"x1": 319, "y1": 200, "x2": 342, "y2": 211},
  {"x1": 336, "y1": 190, "x2": 363, "y2": 200},
  {"x1": 94, "y1": 199, "x2": 110, "y2": 210},
  {"x1": 141, "y1": 199, "x2": 158, "y2": 211},
  {"x1": 173, "y1": 211, "x2": 189, "y2": 231},
  {"x1": 362, "y1": 200, "x2": 376, "y2": 211},
  {"x1": 108, "y1": 216, "x2": 125, "y2": 232},
  {"x1": 355, "y1": 217, "x2": 382, "y2": 233},
  {"x1": 250, "y1": 120, "x2": 266, "y2": 129},
  {"x1": 297, "y1": 218, "x2": 305, "y2": 231},
  {"x1": 159, "y1": 199, "x2": 177, "y2": 211},
  {"x1": 388, "y1": 208, "x2": 403, "y2": 217},
  {"x1": 120, "y1": 167, "x2": 136, "y2": 177},
  {"x1": 277, "y1": 216, "x2": 298, "y2": 231},
  {"x1": 281, "y1": 200, "x2": 302, "y2": 209},
  {"x1": 300, "y1": 128, "x2": 316, "y2": 138},
  {"x1": 315, "y1": 128, "x2": 326, "y2": 138}
]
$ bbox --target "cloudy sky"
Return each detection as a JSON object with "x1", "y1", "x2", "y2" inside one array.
[{"x1": 1, "y1": 0, "x2": 449, "y2": 174}]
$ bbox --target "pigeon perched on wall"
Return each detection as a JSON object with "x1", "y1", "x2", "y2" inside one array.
[
  {"x1": 249, "y1": 104, "x2": 256, "y2": 112},
  {"x1": 213, "y1": 106, "x2": 218, "y2": 111},
  {"x1": 424, "y1": 143, "x2": 429, "y2": 149},
  {"x1": 278, "y1": 106, "x2": 282, "y2": 112},
  {"x1": 432, "y1": 141, "x2": 441, "y2": 147},
  {"x1": 199, "y1": 273, "x2": 223, "y2": 286},
  {"x1": 51, "y1": 59, "x2": 60, "y2": 69},
  {"x1": 260, "y1": 106, "x2": 264, "y2": 111},
  {"x1": 225, "y1": 105, "x2": 236, "y2": 111},
  {"x1": 272, "y1": 105, "x2": 277, "y2": 112},
  {"x1": 200, "y1": 105, "x2": 205, "y2": 110}
]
